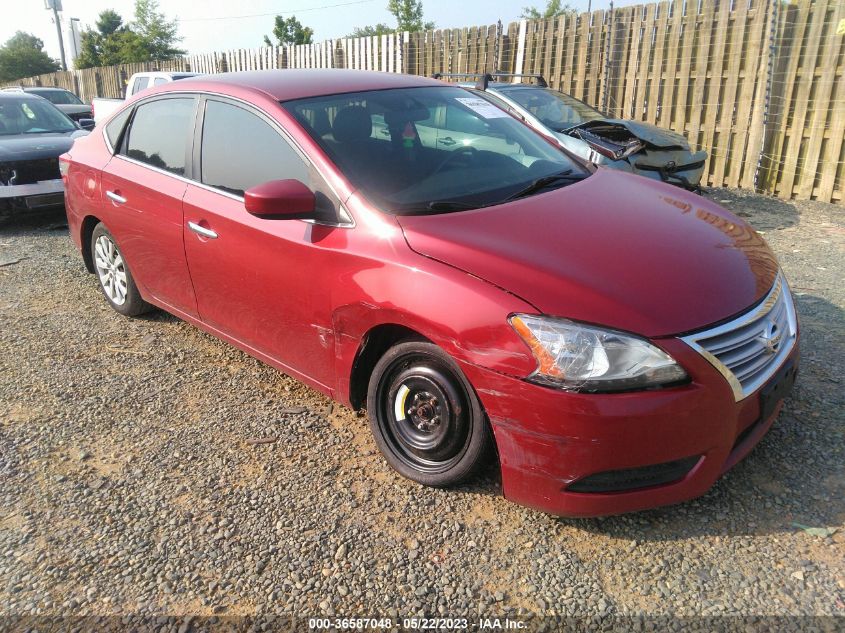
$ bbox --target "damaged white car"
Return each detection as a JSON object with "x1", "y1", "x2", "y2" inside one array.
[{"x1": 436, "y1": 73, "x2": 707, "y2": 190}]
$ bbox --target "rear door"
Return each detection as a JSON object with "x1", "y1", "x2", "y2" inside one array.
[
  {"x1": 100, "y1": 95, "x2": 199, "y2": 317},
  {"x1": 182, "y1": 96, "x2": 349, "y2": 388}
]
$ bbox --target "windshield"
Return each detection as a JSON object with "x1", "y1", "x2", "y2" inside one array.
[
  {"x1": 31, "y1": 89, "x2": 83, "y2": 105},
  {"x1": 282, "y1": 86, "x2": 587, "y2": 215},
  {"x1": 0, "y1": 98, "x2": 76, "y2": 135},
  {"x1": 499, "y1": 87, "x2": 604, "y2": 132}
]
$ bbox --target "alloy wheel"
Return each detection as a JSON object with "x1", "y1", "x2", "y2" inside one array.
[{"x1": 93, "y1": 234, "x2": 128, "y2": 306}]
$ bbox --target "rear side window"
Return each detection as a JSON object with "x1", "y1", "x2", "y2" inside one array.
[
  {"x1": 121, "y1": 98, "x2": 195, "y2": 175},
  {"x1": 200, "y1": 99, "x2": 308, "y2": 196},
  {"x1": 153, "y1": 77, "x2": 167, "y2": 86},
  {"x1": 131, "y1": 77, "x2": 149, "y2": 96},
  {"x1": 105, "y1": 107, "x2": 132, "y2": 150}
]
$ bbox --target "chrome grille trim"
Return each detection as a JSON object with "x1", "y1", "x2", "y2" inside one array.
[{"x1": 681, "y1": 272, "x2": 798, "y2": 401}]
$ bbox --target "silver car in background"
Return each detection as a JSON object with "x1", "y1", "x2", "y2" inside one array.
[{"x1": 436, "y1": 73, "x2": 707, "y2": 190}]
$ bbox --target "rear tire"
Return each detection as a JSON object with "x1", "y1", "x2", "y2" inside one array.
[
  {"x1": 367, "y1": 341, "x2": 491, "y2": 487},
  {"x1": 90, "y1": 222, "x2": 152, "y2": 317}
]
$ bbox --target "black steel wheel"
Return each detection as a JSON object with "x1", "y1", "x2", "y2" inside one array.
[{"x1": 367, "y1": 341, "x2": 491, "y2": 487}]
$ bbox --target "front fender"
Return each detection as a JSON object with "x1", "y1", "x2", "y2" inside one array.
[{"x1": 330, "y1": 257, "x2": 538, "y2": 407}]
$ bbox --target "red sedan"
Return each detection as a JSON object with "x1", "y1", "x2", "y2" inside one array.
[{"x1": 60, "y1": 70, "x2": 799, "y2": 516}]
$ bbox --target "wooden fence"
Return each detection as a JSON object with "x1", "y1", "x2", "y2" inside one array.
[{"x1": 4, "y1": 0, "x2": 843, "y2": 204}]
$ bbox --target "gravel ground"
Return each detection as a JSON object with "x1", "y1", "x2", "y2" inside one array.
[{"x1": 0, "y1": 189, "x2": 843, "y2": 628}]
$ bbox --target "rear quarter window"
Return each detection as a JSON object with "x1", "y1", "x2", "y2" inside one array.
[{"x1": 105, "y1": 107, "x2": 132, "y2": 151}]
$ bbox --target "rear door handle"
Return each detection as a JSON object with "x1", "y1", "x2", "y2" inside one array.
[
  {"x1": 106, "y1": 190, "x2": 126, "y2": 204},
  {"x1": 187, "y1": 221, "x2": 218, "y2": 239},
  {"x1": 437, "y1": 137, "x2": 456, "y2": 146}
]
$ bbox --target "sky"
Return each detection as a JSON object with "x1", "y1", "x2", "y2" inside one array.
[{"x1": 2, "y1": 0, "x2": 639, "y2": 64}]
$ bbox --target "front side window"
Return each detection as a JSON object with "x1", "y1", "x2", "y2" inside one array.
[
  {"x1": 200, "y1": 99, "x2": 308, "y2": 196},
  {"x1": 121, "y1": 98, "x2": 195, "y2": 175},
  {"x1": 498, "y1": 87, "x2": 604, "y2": 131},
  {"x1": 283, "y1": 86, "x2": 586, "y2": 214},
  {"x1": 0, "y1": 97, "x2": 75, "y2": 135}
]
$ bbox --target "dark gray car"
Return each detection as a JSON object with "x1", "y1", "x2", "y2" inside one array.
[
  {"x1": 2, "y1": 86, "x2": 93, "y2": 123},
  {"x1": 0, "y1": 93, "x2": 89, "y2": 219}
]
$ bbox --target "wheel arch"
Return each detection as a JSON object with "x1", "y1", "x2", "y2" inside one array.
[
  {"x1": 80, "y1": 214, "x2": 101, "y2": 274},
  {"x1": 347, "y1": 323, "x2": 431, "y2": 411}
]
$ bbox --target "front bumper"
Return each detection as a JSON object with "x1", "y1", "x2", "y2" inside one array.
[
  {"x1": 460, "y1": 337, "x2": 799, "y2": 517},
  {"x1": 0, "y1": 179, "x2": 65, "y2": 212}
]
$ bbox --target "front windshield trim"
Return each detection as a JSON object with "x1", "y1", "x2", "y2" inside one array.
[{"x1": 281, "y1": 85, "x2": 590, "y2": 216}]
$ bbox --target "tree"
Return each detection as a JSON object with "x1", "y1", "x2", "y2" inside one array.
[
  {"x1": 0, "y1": 32, "x2": 59, "y2": 82},
  {"x1": 520, "y1": 0, "x2": 577, "y2": 19},
  {"x1": 132, "y1": 0, "x2": 185, "y2": 60},
  {"x1": 75, "y1": 10, "x2": 127, "y2": 68},
  {"x1": 387, "y1": 0, "x2": 434, "y2": 31},
  {"x1": 263, "y1": 16, "x2": 314, "y2": 47},
  {"x1": 347, "y1": 0, "x2": 433, "y2": 38},
  {"x1": 75, "y1": 1, "x2": 184, "y2": 69}
]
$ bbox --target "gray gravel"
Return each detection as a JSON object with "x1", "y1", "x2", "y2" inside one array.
[{"x1": 0, "y1": 189, "x2": 843, "y2": 624}]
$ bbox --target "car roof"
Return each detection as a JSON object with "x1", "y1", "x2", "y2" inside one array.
[
  {"x1": 24, "y1": 87, "x2": 68, "y2": 91},
  {"x1": 0, "y1": 92, "x2": 47, "y2": 101},
  {"x1": 160, "y1": 69, "x2": 444, "y2": 102}
]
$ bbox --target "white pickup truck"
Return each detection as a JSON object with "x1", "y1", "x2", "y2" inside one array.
[{"x1": 91, "y1": 71, "x2": 201, "y2": 124}]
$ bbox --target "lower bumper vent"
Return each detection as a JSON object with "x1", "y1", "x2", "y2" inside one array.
[{"x1": 566, "y1": 456, "x2": 700, "y2": 493}]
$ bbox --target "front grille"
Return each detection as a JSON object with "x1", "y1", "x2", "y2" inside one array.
[
  {"x1": 682, "y1": 273, "x2": 798, "y2": 401},
  {"x1": 566, "y1": 456, "x2": 701, "y2": 493},
  {"x1": 0, "y1": 158, "x2": 60, "y2": 185}
]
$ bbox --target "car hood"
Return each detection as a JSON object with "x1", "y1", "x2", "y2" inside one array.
[
  {"x1": 397, "y1": 169, "x2": 779, "y2": 338},
  {"x1": 561, "y1": 119, "x2": 691, "y2": 149},
  {"x1": 0, "y1": 130, "x2": 87, "y2": 162}
]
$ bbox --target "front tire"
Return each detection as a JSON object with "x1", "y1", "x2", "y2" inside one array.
[
  {"x1": 367, "y1": 341, "x2": 491, "y2": 487},
  {"x1": 91, "y1": 223, "x2": 152, "y2": 317}
]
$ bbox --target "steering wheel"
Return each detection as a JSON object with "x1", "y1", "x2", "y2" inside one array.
[{"x1": 430, "y1": 146, "x2": 478, "y2": 178}]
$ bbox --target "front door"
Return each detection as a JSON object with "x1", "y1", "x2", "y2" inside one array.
[{"x1": 183, "y1": 97, "x2": 346, "y2": 388}]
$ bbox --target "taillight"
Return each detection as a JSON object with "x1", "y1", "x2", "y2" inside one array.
[{"x1": 59, "y1": 155, "x2": 71, "y2": 180}]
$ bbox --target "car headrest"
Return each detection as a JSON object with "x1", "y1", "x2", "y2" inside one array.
[{"x1": 332, "y1": 106, "x2": 372, "y2": 144}]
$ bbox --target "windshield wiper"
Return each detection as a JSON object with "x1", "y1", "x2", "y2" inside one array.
[
  {"x1": 426, "y1": 200, "x2": 481, "y2": 212},
  {"x1": 24, "y1": 129, "x2": 73, "y2": 134},
  {"x1": 502, "y1": 170, "x2": 586, "y2": 202}
]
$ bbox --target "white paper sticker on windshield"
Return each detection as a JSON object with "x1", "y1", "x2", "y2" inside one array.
[{"x1": 455, "y1": 97, "x2": 510, "y2": 119}]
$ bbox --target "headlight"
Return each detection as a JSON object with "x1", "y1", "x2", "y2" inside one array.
[{"x1": 509, "y1": 314, "x2": 688, "y2": 392}]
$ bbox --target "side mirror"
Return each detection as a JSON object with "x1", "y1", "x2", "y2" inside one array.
[
  {"x1": 77, "y1": 118, "x2": 95, "y2": 131},
  {"x1": 244, "y1": 179, "x2": 316, "y2": 219}
]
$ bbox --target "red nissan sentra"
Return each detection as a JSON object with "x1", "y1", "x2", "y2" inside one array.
[{"x1": 60, "y1": 70, "x2": 799, "y2": 517}]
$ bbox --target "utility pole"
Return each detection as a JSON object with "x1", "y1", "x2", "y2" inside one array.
[{"x1": 45, "y1": 0, "x2": 67, "y2": 71}]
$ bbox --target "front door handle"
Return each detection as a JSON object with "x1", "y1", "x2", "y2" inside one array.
[
  {"x1": 187, "y1": 221, "x2": 218, "y2": 239},
  {"x1": 106, "y1": 190, "x2": 126, "y2": 204}
]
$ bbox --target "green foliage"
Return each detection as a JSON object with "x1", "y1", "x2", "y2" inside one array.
[
  {"x1": 263, "y1": 15, "x2": 314, "y2": 47},
  {"x1": 133, "y1": 0, "x2": 185, "y2": 60},
  {"x1": 0, "y1": 32, "x2": 60, "y2": 82},
  {"x1": 520, "y1": 0, "x2": 577, "y2": 19},
  {"x1": 346, "y1": 24, "x2": 394, "y2": 38},
  {"x1": 96, "y1": 10, "x2": 124, "y2": 36},
  {"x1": 348, "y1": 0, "x2": 433, "y2": 38},
  {"x1": 387, "y1": 0, "x2": 434, "y2": 31},
  {"x1": 74, "y1": 0, "x2": 184, "y2": 69}
]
